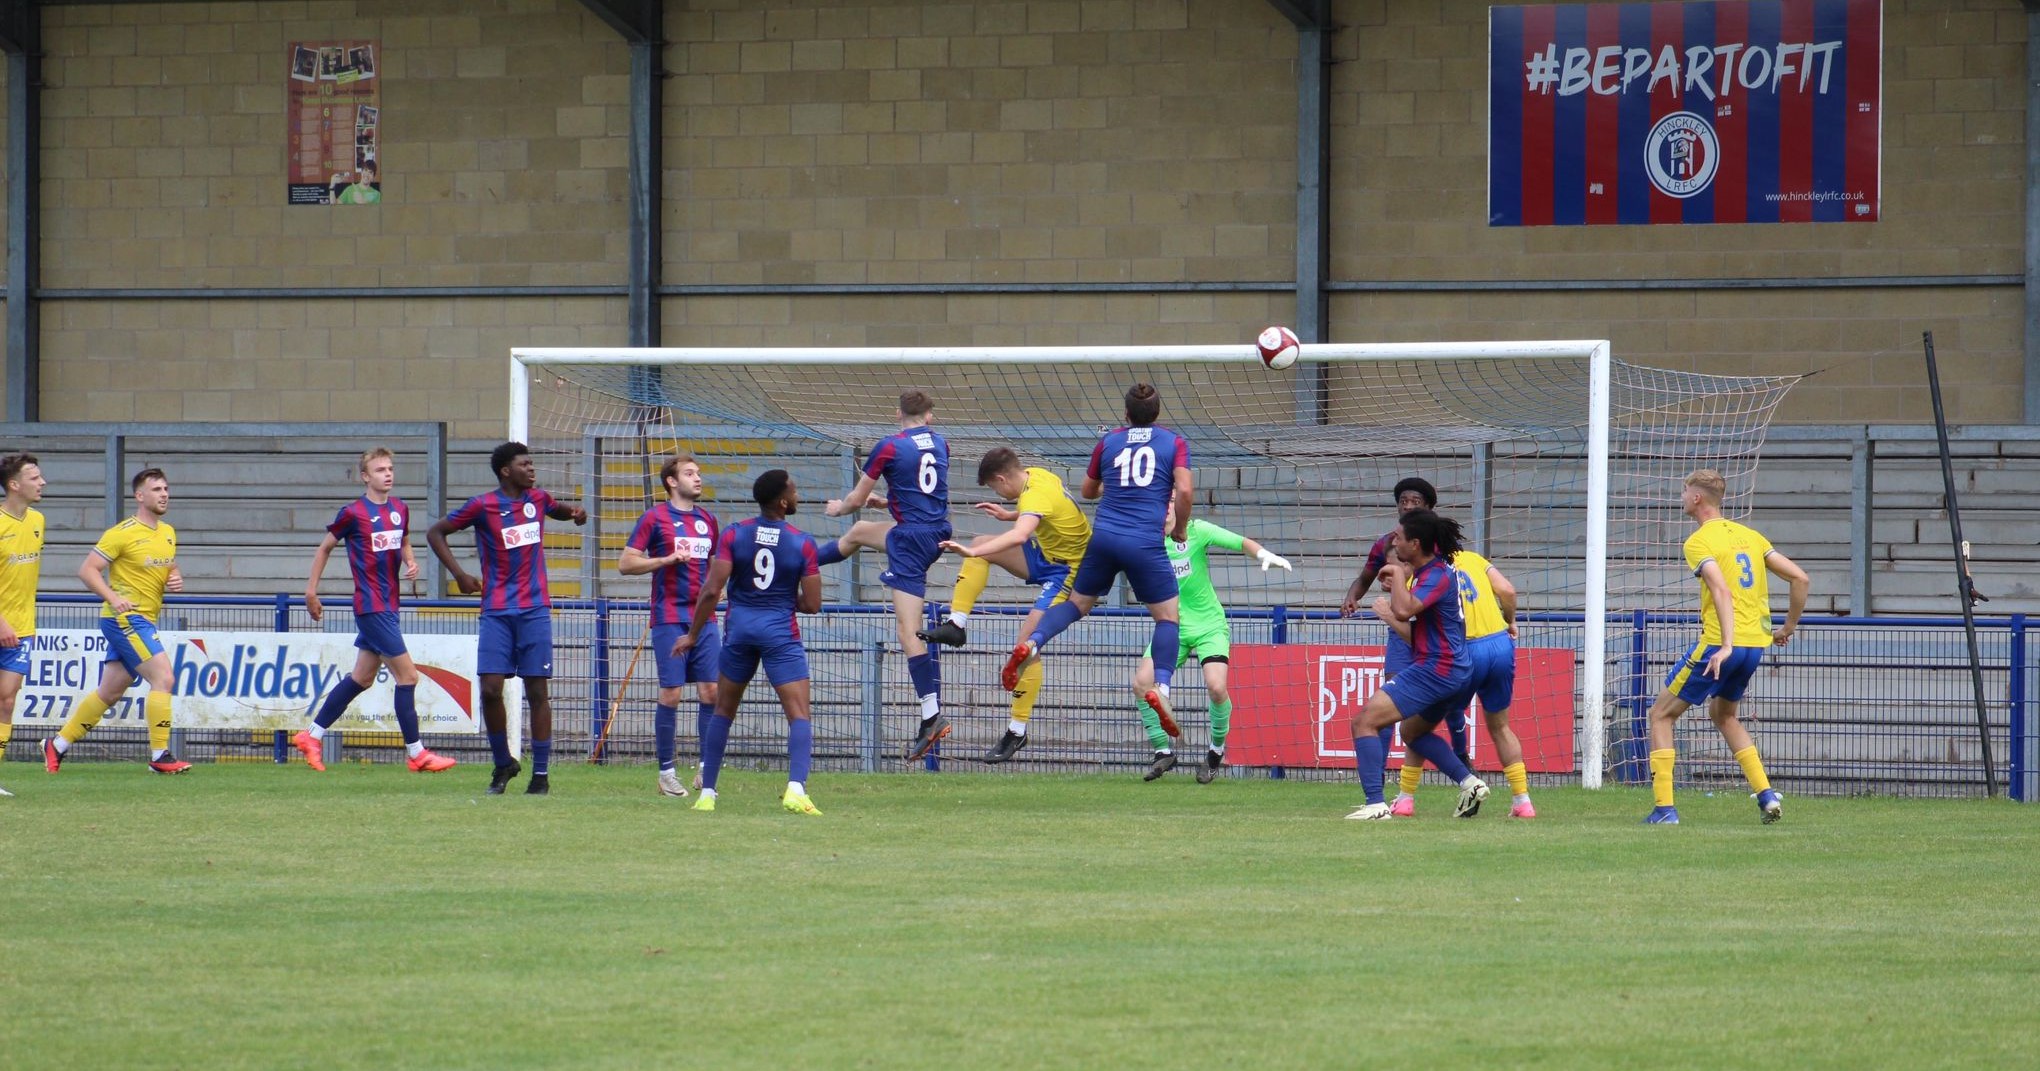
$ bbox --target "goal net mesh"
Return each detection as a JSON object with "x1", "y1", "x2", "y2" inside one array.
[{"x1": 514, "y1": 348, "x2": 1797, "y2": 787}]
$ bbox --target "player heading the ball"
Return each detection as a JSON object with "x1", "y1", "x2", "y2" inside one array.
[
  {"x1": 814, "y1": 389, "x2": 954, "y2": 762},
  {"x1": 428, "y1": 442, "x2": 587, "y2": 796},
  {"x1": 1643, "y1": 469, "x2": 1808, "y2": 826},
  {"x1": 1001, "y1": 383, "x2": 1194, "y2": 736},
  {"x1": 46, "y1": 468, "x2": 191, "y2": 775},
  {"x1": 296, "y1": 447, "x2": 456, "y2": 775},
  {"x1": 674, "y1": 469, "x2": 826, "y2": 816},
  {"x1": 0, "y1": 453, "x2": 47, "y2": 797},
  {"x1": 925, "y1": 447, "x2": 1093, "y2": 763},
  {"x1": 618, "y1": 453, "x2": 722, "y2": 798}
]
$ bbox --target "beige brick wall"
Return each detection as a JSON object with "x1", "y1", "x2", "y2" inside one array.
[
  {"x1": 663, "y1": 0, "x2": 1299, "y2": 286},
  {"x1": 660, "y1": 291, "x2": 1292, "y2": 348},
  {"x1": 38, "y1": 0, "x2": 629, "y2": 289},
  {"x1": 39, "y1": 296, "x2": 625, "y2": 428}
]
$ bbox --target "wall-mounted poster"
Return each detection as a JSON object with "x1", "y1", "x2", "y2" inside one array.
[
  {"x1": 1489, "y1": 1, "x2": 1880, "y2": 226},
  {"x1": 288, "y1": 39, "x2": 381, "y2": 205}
]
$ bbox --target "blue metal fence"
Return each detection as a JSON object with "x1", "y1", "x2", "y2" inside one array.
[{"x1": 10, "y1": 594, "x2": 2034, "y2": 799}]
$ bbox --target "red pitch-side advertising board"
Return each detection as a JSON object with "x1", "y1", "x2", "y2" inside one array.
[{"x1": 1226, "y1": 644, "x2": 1577, "y2": 772}]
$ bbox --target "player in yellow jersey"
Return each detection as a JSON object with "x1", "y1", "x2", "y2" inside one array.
[
  {"x1": 0, "y1": 453, "x2": 48, "y2": 797},
  {"x1": 1390, "y1": 548, "x2": 1537, "y2": 817},
  {"x1": 44, "y1": 468, "x2": 191, "y2": 775},
  {"x1": 920, "y1": 447, "x2": 1091, "y2": 763},
  {"x1": 1644, "y1": 469, "x2": 1809, "y2": 825}
]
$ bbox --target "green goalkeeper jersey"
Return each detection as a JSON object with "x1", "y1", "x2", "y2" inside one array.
[{"x1": 1167, "y1": 518, "x2": 1245, "y2": 631}]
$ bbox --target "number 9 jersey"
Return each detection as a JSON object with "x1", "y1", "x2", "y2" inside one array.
[
  {"x1": 1683, "y1": 517, "x2": 1777, "y2": 648},
  {"x1": 717, "y1": 517, "x2": 821, "y2": 644}
]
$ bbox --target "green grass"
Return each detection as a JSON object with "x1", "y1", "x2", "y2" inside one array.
[{"x1": 2, "y1": 763, "x2": 2035, "y2": 1070}]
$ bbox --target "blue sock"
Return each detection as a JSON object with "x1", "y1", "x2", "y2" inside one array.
[
  {"x1": 815, "y1": 538, "x2": 847, "y2": 566},
  {"x1": 700, "y1": 713, "x2": 733, "y2": 791},
  {"x1": 314, "y1": 677, "x2": 367, "y2": 728},
  {"x1": 487, "y1": 731, "x2": 512, "y2": 767},
  {"x1": 533, "y1": 739, "x2": 552, "y2": 777},
  {"x1": 392, "y1": 684, "x2": 419, "y2": 745},
  {"x1": 1353, "y1": 733, "x2": 1387, "y2": 804},
  {"x1": 1406, "y1": 729, "x2": 1472, "y2": 783},
  {"x1": 654, "y1": 703, "x2": 678, "y2": 771},
  {"x1": 1150, "y1": 620, "x2": 1180, "y2": 688},
  {"x1": 788, "y1": 718, "x2": 813, "y2": 785},
  {"x1": 906, "y1": 653, "x2": 940, "y2": 706},
  {"x1": 697, "y1": 702, "x2": 714, "y2": 752},
  {"x1": 1446, "y1": 709, "x2": 1470, "y2": 761},
  {"x1": 1029, "y1": 600, "x2": 1084, "y2": 648}
]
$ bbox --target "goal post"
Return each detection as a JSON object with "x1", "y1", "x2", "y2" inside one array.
[{"x1": 508, "y1": 341, "x2": 1792, "y2": 788}]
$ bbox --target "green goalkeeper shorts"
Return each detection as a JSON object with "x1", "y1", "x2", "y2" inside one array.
[{"x1": 1143, "y1": 619, "x2": 1231, "y2": 667}]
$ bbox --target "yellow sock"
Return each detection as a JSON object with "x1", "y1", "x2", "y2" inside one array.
[
  {"x1": 951, "y1": 556, "x2": 990, "y2": 616},
  {"x1": 146, "y1": 690, "x2": 173, "y2": 754},
  {"x1": 59, "y1": 694, "x2": 111, "y2": 744},
  {"x1": 1398, "y1": 759, "x2": 1424, "y2": 796},
  {"x1": 1010, "y1": 658, "x2": 1044, "y2": 723},
  {"x1": 0, "y1": 720, "x2": 12, "y2": 749},
  {"x1": 1649, "y1": 748, "x2": 1676, "y2": 807},
  {"x1": 1504, "y1": 761, "x2": 1529, "y2": 799},
  {"x1": 1733, "y1": 745, "x2": 1771, "y2": 793}
]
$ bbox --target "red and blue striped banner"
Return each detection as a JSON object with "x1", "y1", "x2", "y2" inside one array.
[{"x1": 1489, "y1": 0, "x2": 1880, "y2": 226}]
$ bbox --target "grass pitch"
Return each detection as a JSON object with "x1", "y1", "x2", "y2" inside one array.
[{"x1": 2, "y1": 762, "x2": 2034, "y2": 1070}]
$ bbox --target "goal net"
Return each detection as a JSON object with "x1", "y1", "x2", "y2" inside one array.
[{"x1": 510, "y1": 343, "x2": 1798, "y2": 788}]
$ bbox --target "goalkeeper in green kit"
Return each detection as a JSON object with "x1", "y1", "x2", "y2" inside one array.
[{"x1": 1135, "y1": 501, "x2": 1292, "y2": 783}]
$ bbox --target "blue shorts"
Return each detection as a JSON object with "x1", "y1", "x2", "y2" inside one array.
[
  {"x1": 720, "y1": 635, "x2": 810, "y2": 687},
  {"x1": 1664, "y1": 643, "x2": 1764, "y2": 705},
  {"x1": 880, "y1": 523, "x2": 952, "y2": 599},
  {"x1": 1022, "y1": 539, "x2": 1076, "y2": 611},
  {"x1": 1380, "y1": 661, "x2": 1474, "y2": 724},
  {"x1": 477, "y1": 608, "x2": 554, "y2": 678},
  {"x1": 101, "y1": 613, "x2": 166, "y2": 675},
  {"x1": 652, "y1": 622, "x2": 721, "y2": 688},
  {"x1": 0, "y1": 643, "x2": 30, "y2": 677},
  {"x1": 1464, "y1": 632, "x2": 1516, "y2": 712},
  {"x1": 354, "y1": 611, "x2": 409, "y2": 658},
  {"x1": 1384, "y1": 632, "x2": 1412, "y2": 679},
  {"x1": 1072, "y1": 529, "x2": 1178, "y2": 605}
]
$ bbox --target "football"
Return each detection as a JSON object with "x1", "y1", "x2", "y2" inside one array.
[{"x1": 1256, "y1": 325, "x2": 1299, "y2": 370}]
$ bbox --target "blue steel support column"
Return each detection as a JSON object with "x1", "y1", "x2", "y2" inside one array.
[
  {"x1": 2026, "y1": 1, "x2": 2040, "y2": 423},
  {"x1": 577, "y1": 0, "x2": 661, "y2": 358},
  {"x1": 1624, "y1": 609, "x2": 1650, "y2": 784},
  {"x1": 2011, "y1": 614, "x2": 2029, "y2": 801},
  {"x1": 1277, "y1": 0, "x2": 1333, "y2": 425},
  {"x1": 590, "y1": 597, "x2": 612, "y2": 760},
  {"x1": 2, "y1": 2, "x2": 40, "y2": 422}
]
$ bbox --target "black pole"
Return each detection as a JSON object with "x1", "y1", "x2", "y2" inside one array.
[{"x1": 1922, "y1": 331, "x2": 1999, "y2": 797}]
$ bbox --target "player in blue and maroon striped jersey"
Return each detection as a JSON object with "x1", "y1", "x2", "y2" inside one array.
[
  {"x1": 429, "y1": 441, "x2": 587, "y2": 796},
  {"x1": 619, "y1": 453, "x2": 721, "y2": 798},
  {"x1": 296, "y1": 447, "x2": 456, "y2": 775},
  {"x1": 1344, "y1": 509, "x2": 1490, "y2": 822}
]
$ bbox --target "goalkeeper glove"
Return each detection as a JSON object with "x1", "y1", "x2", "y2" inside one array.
[{"x1": 1255, "y1": 548, "x2": 1292, "y2": 572}]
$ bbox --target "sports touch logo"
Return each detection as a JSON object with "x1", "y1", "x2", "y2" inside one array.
[{"x1": 1644, "y1": 111, "x2": 1720, "y2": 199}]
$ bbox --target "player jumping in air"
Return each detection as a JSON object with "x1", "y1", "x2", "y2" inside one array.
[
  {"x1": 0, "y1": 453, "x2": 47, "y2": 797},
  {"x1": 296, "y1": 447, "x2": 457, "y2": 775},
  {"x1": 1643, "y1": 469, "x2": 1809, "y2": 825},
  {"x1": 1135, "y1": 500, "x2": 1291, "y2": 783},
  {"x1": 618, "y1": 453, "x2": 721, "y2": 797},
  {"x1": 1392, "y1": 547, "x2": 1534, "y2": 817},
  {"x1": 429, "y1": 442, "x2": 587, "y2": 796},
  {"x1": 1001, "y1": 383, "x2": 1193, "y2": 736},
  {"x1": 674, "y1": 470, "x2": 825, "y2": 816},
  {"x1": 814, "y1": 390, "x2": 953, "y2": 762},
  {"x1": 45, "y1": 469, "x2": 191, "y2": 775},
  {"x1": 1344, "y1": 510, "x2": 1490, "y2": 820},
  {"x1": 921, "y1": 447, "x2": 1092, "y2": 763}
]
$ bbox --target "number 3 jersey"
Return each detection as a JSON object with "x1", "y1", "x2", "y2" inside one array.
[
  {"x1": 328, "y1": 495, "x2": 410, "y2": 615},
  {"x1": 716, "y1": 517, "x2": 820, "y2": 643},
  {"x1": 1683, "y1": 517, "x2": 1776, "y2": 648},
  {"x1": 1087, "y1": 425, "x2": 1189, "y2": 540},
  {"x1": 444, "y1": 487, "x2": 559, "y2": 612}
]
